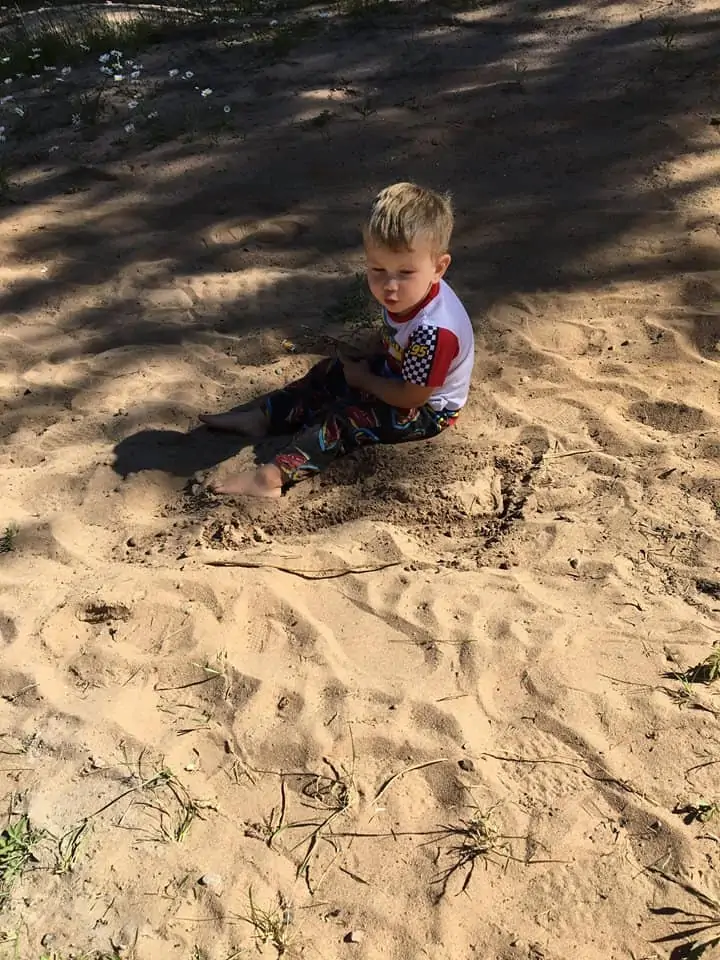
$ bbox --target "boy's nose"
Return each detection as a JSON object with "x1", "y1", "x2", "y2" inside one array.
[{"x1": 384, "y1": 277, "x2": 398, "y2": 291}]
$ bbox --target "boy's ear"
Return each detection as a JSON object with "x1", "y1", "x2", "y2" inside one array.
[{"x1": 435, "y1": 253, "x2": 451, "y2": 278}]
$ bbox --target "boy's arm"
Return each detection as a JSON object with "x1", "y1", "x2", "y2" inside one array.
[
  {"x1": 343, "y1": 322, "x2": 458, "y2": 409},
  {"x1": 344, "y1": 360, "x2": 433, "y2": 407}
]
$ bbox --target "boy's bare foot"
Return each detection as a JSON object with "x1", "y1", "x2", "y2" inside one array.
[
  {"x1": 209, "y1": 464, "x2": 283, "y2": 499},
  {"x1": 199, "y1": 407, "x2": 268, "y2": 438}
]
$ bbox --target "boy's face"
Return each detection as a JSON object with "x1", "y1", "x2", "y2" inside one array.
[{"x1": 364, "y1": 238, "x2": 451, "y2": 316}]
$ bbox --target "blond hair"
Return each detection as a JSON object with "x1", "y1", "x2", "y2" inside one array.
[{"x1": 366, "y1": 182, "x2": 454, "y2": 255}]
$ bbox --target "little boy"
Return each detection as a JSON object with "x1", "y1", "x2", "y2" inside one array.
[{"x1": 200, "y1": 182, "x2": 474, "y2": 498}]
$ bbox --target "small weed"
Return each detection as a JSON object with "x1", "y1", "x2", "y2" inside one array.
[
  {"x1": 244, "y1": 778, "x2": 288, "y2": 848},
  {"x1": 428, "y1": 802, "x2": 515, "y2": 898},
  {"x1": 677, "y1": 645, "x2": 720, "y2": 685},
  {"x1": 675, "y1": 799, "x2": 720, "y2": 825},
  {"x1": 306, "y1": 108, "x2": 335, "y2": 130},
  {"x1": 292, "y1": 757, "x2": 356, "y2": 889},
  {"x1": 351, "y1": 98, "x2": 377, "y2": 119},
  {"x1": 662, "y1": 676, "x2": 720, "y2": 716},
  {"x1": 0, "y1": 524, "x2": 19, "y2": 554},
  {"x1": 70, "y1": 87, "x2": 107, "y2": 128},
  {"x1": 136, "y1": 768, "x2": 206, "y2": 842},
  {"x1": 241, "y1": 889, "x2": 295, "y2": 957},
  {"x1": 53, "y1": 819, "x2": 91, "y2": 874},
  {"x1": 649, "y1": 865, "x2": 720, "y2": 958},
  {"x1": 258, "y1": 18, "x2": 321, "y2": 58},
  {"x1": 656, "y1": 19, "x2": 678, "y2": 52},
  {"x1": 0, "y1": 815, "x2": 44, "y2": 906},
  {"x1": 114, "y1": 748, "x2": 212, "y2": 842}
]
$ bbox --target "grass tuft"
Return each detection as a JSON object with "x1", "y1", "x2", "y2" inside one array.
[
  {"x1": 241, "y1": 888, "x2": 295, "y2": 956},
  {"x1": 257, "y1": 17, "x2": 321, "y2": 58},
  {"x1": 428, "y1": 802, "x2": 512, "y2": 898},
  {"x1": 649, "y1": 865, "x2": 720, "y2": 959},
  {"x1": 53, "y1": 819, "x2": 91, "y2": 874},
  {"x1": 675, "y1": 799, "x2": 720, "y2": 825},
  {"x1": 0, "y1": 814, "x2": 44, "y2": 906},
  {"x1": 677, "y1": 644, "x2": 720, "y2": 685},
  {"x1": 0, "y1": 11, "x2": 165, "y2": 81}
]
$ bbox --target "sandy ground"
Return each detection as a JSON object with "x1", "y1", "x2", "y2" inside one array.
[{"x1": 1, "y1": 1, "x2": 720, "y2": 958}]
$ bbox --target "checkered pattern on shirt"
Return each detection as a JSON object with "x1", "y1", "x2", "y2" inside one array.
[{"x1": 401, "y1": 324, "x2": 439, "y2": 385}]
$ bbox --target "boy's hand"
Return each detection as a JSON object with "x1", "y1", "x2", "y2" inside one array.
[{"x1": 340, "y1": 355, "x2": 370, "y2": 390}]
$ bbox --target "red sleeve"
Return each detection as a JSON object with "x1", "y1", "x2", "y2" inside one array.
[{"x1": 401, "y1": 324, "x2": 459, "y2": 387}]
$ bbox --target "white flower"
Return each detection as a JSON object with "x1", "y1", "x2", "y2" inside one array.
[
  {"x1": 147, "y1": 110, "x2": 159, "y2": 119},
  {"x1": 48, "y1": 144, "x2": 59, "y2": 153},
  {"x1": 110, "y1": 49, "x2": 122, "y2": 58},
  {"x1": 270, "y1": 19, "x2": 278, "y2": 26},
  {"x1": 201, "y1": 87, "x2": 212, "y2": 97},
  {"x1": 14, "y1": 106, "x2": 24, "y2": 117},
  {"x1": 71, "y1": 113, "x2": 81, "y2": 125},
  {"x1": 223, "y1": 104, "x2": 231, "y2": 113},
  {"x1": 3, "y1": 78, "x2": 12, "y2": 85},
  {"x1": 61, "y1": 66, "x2": 72, "y2": 75},
  {"x1": 124, "y1": 122, "x2": 135, "y2": 133},
  {"x1": 32, "y1": 47, "x2": 41, "y2": 53},
  {"x1": 168, "y1": 68, "x2": 179, "y2": 77},
  {"x1": 130, "y1": 69, "x2": 141, "y2": 80},
  {"x1": 184, "y1": 70, "x2": 194, "y2": 79},
  {"x1": 0, "y1": 126, "x2": 4, "y2": 133},
  {"x1": 80, "y1": 43, "x2": 90, "y2": 52},
  {"x1": 31, "y1": 74, "x2": 40, "y2": 79},
  {"x1": 113, "y1": 74, "x2": 123, "y2": 82},
  {"x1": 99, "y1": 53, "x2": 110, "y2": 63},
  {"x1": 29, "y1": 53, "x2": 40, "y2": 60},
  {"x1": 0, "y1": 95, "x2": 13, "y2": 104},
  {"x1": 127, "y1": 99, "x2": 139, "y2": 109},
  {"x1": 0, "y1": 56, "x2": 10, "y2": 64},
  {"x1": 44, "y1": 66, "x2": 56, "y2": 71}
]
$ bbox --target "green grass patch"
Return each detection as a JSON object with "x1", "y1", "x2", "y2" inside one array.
[
  {"x1": 0, "y1": 815, "x2": 44, "y2": 907},
  {"x1": 240, "y1": 889, "x2": 296, "y2": 956},
  {"x1": 0, "y1": 11, "x2": 167, "y2": 82}
]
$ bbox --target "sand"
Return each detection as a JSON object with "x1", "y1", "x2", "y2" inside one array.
[{"x1": 1, "y1": 1, "x2": 720, "y2": 958}]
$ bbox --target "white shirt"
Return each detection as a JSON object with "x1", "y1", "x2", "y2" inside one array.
[{"x1": 380, "y1": 279, "x2": 474, "y2": 411}]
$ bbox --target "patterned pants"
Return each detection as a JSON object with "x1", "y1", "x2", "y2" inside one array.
[{"x1": 262, "y1": 358, "x2": 459, "y2": 486}]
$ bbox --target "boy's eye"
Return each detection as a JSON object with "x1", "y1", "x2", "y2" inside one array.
[
  {"x1": 370, "y1": 268, "x2": 385, "y2": 275},
  {"x1": 400, "y1": 270, "x2": 415, "y2": 277}
]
